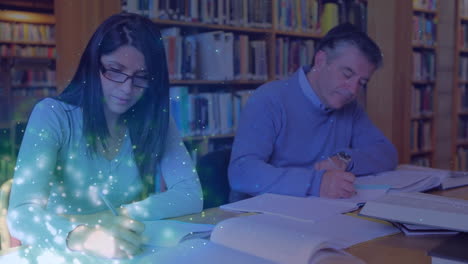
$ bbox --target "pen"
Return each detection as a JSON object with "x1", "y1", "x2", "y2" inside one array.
[
  {"x1": 328, "y1": 157, "x2": 359, "y2": 196},
  {"x1": 98, "y1": 191, "x2": 119, "y2": 216},
  {"x1": 327, "y1": 157, "x2": 341, "y2": 170}
]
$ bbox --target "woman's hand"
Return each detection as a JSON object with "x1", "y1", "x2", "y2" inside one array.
[{"x1": 66, "y1": 213, "x2": 145, "y2": 259}]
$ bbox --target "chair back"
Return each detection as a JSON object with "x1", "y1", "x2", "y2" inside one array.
[
  {"x1": 196, "y1": 148, "x2": 232, "y2": 209},
  {"x1": 0, "y1": 178, "x2": 21, "y2": 249}
]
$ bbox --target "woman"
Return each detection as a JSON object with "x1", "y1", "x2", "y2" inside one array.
[{"x1": 7, "y1": 13, "x2": 203, "y2": 259}]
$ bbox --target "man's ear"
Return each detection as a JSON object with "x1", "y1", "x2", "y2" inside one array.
[{"x1": 313, "y1": 50, "x2": 327, "y2": 69}]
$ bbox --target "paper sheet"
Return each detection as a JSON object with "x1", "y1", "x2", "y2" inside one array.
[{"x1": 220, "y1": 193, "x2": 359, "y2": 222}]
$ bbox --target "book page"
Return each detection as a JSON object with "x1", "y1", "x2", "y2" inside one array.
[
  {"x1": 209, "y1": 213, "x2": 391, "y2": 264},
  {"x1": 300, "y1": 214, "x2": 399, "y2": 248},
  {"x1": 220, "y1": 193, "x2": 359, "y2": 222},
  {"x1": 149, "y1": 239, "x2": 276, "y2": 264},
  {"x1": 210, "y1": 214, "x2": 333, "y2": 264},
  {"x1": 355, "y1": 169, "x2": 441, "y2": 192},
  {"x1": 142, "y1": 220, "x2": 214, "y2": 248},
  {"x1": 0, "y1": 239, "x2": 274, "y2": 264}
]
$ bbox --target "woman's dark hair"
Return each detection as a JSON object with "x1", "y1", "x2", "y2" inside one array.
[
  {"x1": 312, "y1": 22, "x2": 383, "y2": 68},
  {"x1": 57, "y1": 13, "x2": 170, "y2": 196}
]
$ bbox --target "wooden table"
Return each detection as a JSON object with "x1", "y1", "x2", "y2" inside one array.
[
  {"x1": 347, "y1": 187, "x2": 468, "y2": 264},
  {"x1": 1, "y1": 186, "x2": 467, "y2": 263},
  {"x1": 174, "y1": 186, "x2": 468, "y2": 264}
]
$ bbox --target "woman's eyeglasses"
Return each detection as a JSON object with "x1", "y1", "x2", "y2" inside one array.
[{"x1": 100, "y1": 66, "x2": 149, "y2": 89}]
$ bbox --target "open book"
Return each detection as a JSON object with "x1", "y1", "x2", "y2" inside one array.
[
  {"x1": 350, "y1": 164, "x2": 468, "y2": 203},
  {"x1": 359, "y1": 192, "x2": 468, "y2": 232},
  {"x1": 356, "y1": 164, "x2": 468, "y2": 193},
  {"x1": 396, "y1": 164, "x2": 468, "y2": 190},
  {"x1": 153, "y1": 214, "x2": 366, "y2": 264},
  {"x1": 0, "y1": 214, "x2": 394, "y2": 264}
]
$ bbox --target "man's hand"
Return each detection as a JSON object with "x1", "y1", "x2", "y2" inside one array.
[
  {"x1": 314, "y1": 156, "x2": 347, "y2": 171},
  {"x1": 66, "y1": 214, "x2": 145, "y2": 259},
  {"x1": 319, "y1": 170, "x2": 356, "y2": 198}
]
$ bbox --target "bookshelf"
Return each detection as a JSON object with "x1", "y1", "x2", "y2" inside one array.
[
  {"x1": 455, "y1": 0, "x2": 468, "y2": 170},
  {"x1": 57, "y1": 0, "x2": 468, "y2": 169},
  {"x1": 0, "y1": 10, "x2": 56, "y2": 182},
  {"x1": 122, "y1": 0, "x2": 371, "y2": 161},
  {"x1": 46, "y1": 0, "x2": 465, "y2": 169},
  {"x1": 409, "y1": 1, "x2": 438, "y2": 167}
]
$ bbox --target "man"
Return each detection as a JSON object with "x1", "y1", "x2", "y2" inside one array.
[{"x1": 228, "y1": 23, "x2": 398, "y2": 199}]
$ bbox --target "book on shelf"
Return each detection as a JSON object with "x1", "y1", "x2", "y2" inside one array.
[
  {"x1": 427, "y1": 233, "x2": 468, "y2": 264},
  {"x1": 460, "y1": 84, "x2": 468, "y2": 111},
  {"x1": 411, "y1": 156, "x2": 431, "y2": 167},
  {"x1": 411, "y1": 84, "x2": 433, "y2": 116},
  {"x1": 122, "y1": 0, "x2": 273, "y2": 28},
  {"x1": 11, "y1": 69, "x2": 56, "y2": 87},
  {"x1": 275, "y1": 37, "x2": 315, "y2": 79},
  {"x1": 197, "y1": 30, "x2": 234, "y2": 81},
  {"x1": 347, "y1": 0, "x2": 367, "y2": 33},
  {"x1": 161, "y1": 27, "x2": 182, "y2": 80},
  {"x1": 0, "y1": 44, "x2": 56, "y2": 58},
  {"x1": 413, "y1": 0, "x2": 437, "y2": 11},
  {"x1": 160, "y1": 28, "x2": 268, "y2": 81},
  {"x1": 0, "y1": 22, "x2": 55, "y2": 43},
  {"x1": 276, "y1": 0, "x2": 320, "y2": 33},
  {"x1": 169, "y1": 86, "x2": 252, "y2": 137},
  {"x1": 460, "y1": 57, "x2": 468, "y2": 82},
  {"x1": 359, "y1": 192, "x2": 468, "y2": 232},
  {"x1": 410, "y1": 120, "x2": 432, "y2": 152},
  {"x1": 413, "y1": 51, "x2": 436, "y2": 81},
  {"x1": 320, "y1": 2, "x2": 339, "y2": 34},
  {"x1": 412, "y1": 13, "x2": 437, "y2": 46},
  {"x1": 462, "y1": 0, "x2": 468, "y2": 18},
  {"x1": 461, "y1": 23, "x2": 468, "y2": 50}
]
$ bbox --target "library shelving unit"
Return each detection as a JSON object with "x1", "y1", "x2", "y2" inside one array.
[
  {"x1": 55, "y1": 0, "x2": 368, "y2": 162},
  {"x1": 125, "y1": 0, "x2": 371, "y2": 161},
  {"x1": 409, "y1": 1, "x2": 438, "y2": 167},
  {"x1": 454, "y1": 0, "x2": 468, "y2": 170},
  {"x1": 0, "y1": 10, "x2": 56, "y2": 182},
  {"x1": 143, "y1": 0, "x2": 325, "y2": 161}
]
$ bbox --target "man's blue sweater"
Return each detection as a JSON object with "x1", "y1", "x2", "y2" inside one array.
[{"x1": 228, "y1": 66, "x2": 398, "y2": 197}]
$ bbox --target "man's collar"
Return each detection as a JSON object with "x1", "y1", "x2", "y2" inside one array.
[{"x1": 298, "y1": 65, "x2": 333, "y2": 113}]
